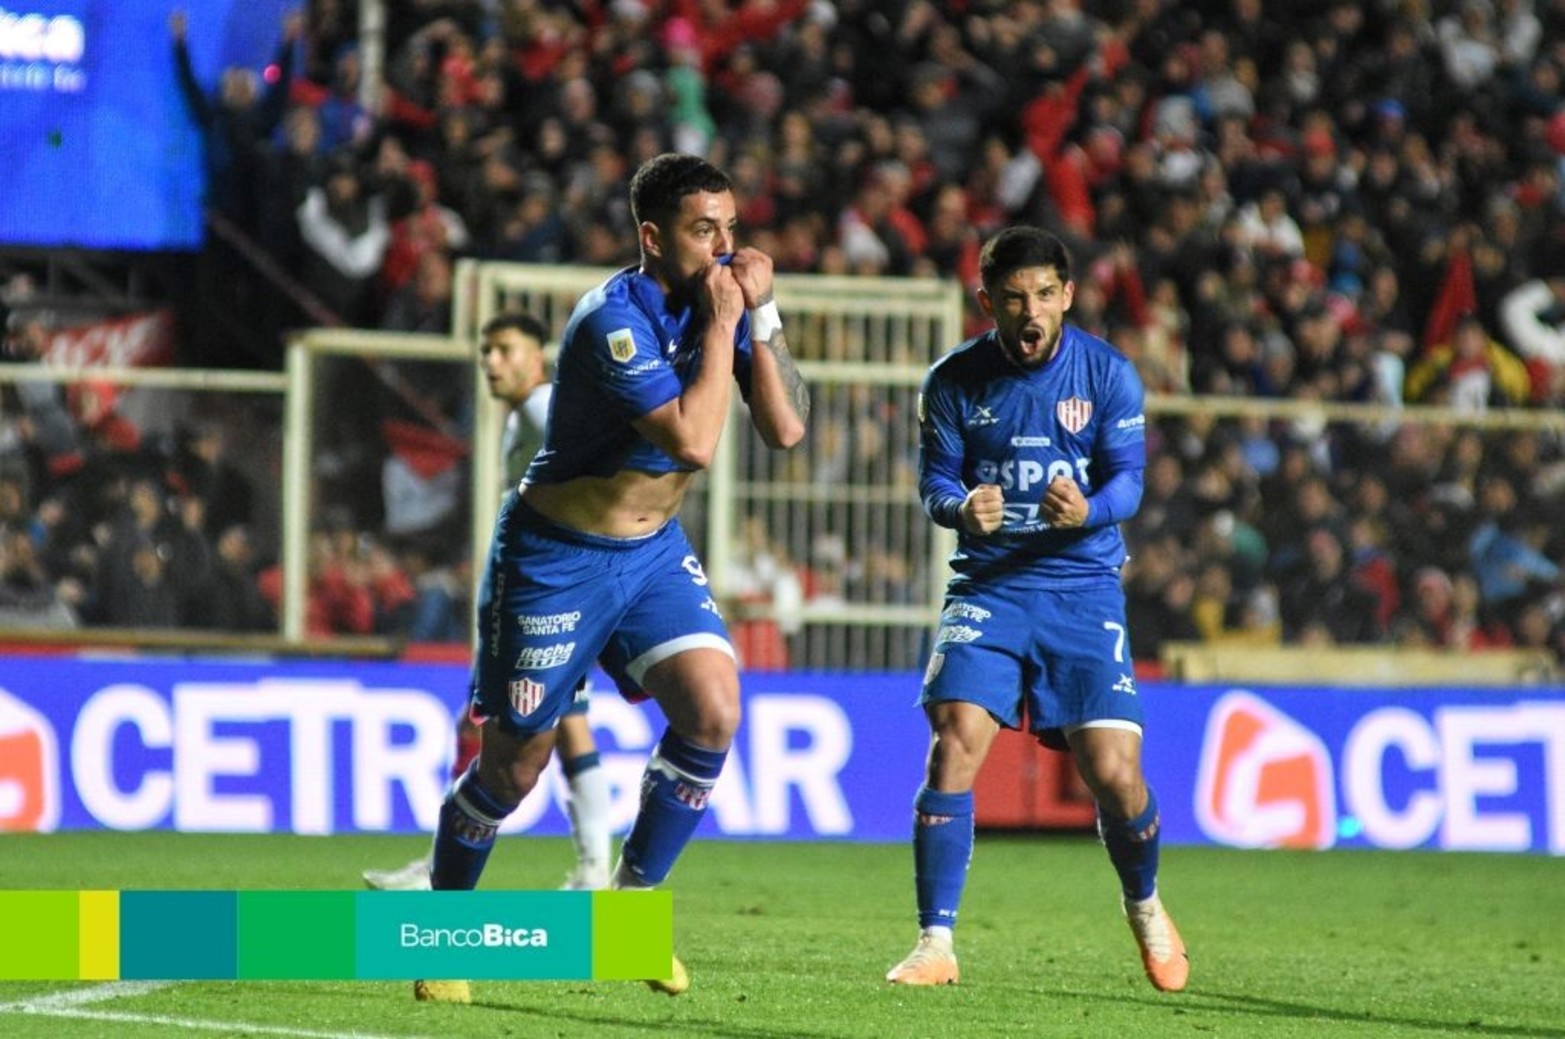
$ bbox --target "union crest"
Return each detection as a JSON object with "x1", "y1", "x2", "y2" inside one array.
[
  {"x1": 509, "y1": 677, "x2": 546, "y2": 715},
  {"x1": 1056, "y1": 397, "x2": 1093, "y2": 434},
  {"x1": 607, "y1": 328, "x2": 636, "y2": 364}
]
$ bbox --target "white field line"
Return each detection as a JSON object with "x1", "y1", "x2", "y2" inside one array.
[
  {"x1": 0, "y1": 981, "x2": 439, "y2": 1039},
  {"x1": 0, "y1": 981, "x2": 174, "y2": 1011}
]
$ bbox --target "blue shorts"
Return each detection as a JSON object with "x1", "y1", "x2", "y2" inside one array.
[
  {"x1": 472, "y1": 496, "x2": 732, "y2": 735},
  {"x1": 919, "y1": 578, "x2": 1143, "y2": 750}
]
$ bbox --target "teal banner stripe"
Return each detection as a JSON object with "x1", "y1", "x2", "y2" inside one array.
[
  {"x1": 121, "y1": 891, "x2": 237, "y2": 980},
  {"x1": 355, "y1": 891, "x2": 592, "y2": 980}
]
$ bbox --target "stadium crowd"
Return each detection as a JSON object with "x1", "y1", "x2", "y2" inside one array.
[{"x1": 2, "y1": 0, "x2": 1563, "y2": 665}]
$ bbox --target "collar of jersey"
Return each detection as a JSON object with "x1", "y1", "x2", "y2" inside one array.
[{"x1": 625, "y1": 268, "x2": 698, "y2": 347}]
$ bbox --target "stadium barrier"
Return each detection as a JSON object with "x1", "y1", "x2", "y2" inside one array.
[
  {"x1": 6, "y1": 266, "x2": 1565, "y2": 676},
  {"x1": 6, "y1": 261, "x2": 1564, "y2": 842},
  {"x1": 1161, "y1": 642, "x2": 1558, "y2": 686},
  {"x1": 1, "y1": 654, "x2": 1559, "y2": 854}
]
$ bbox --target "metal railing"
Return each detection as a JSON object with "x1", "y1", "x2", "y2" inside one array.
[{"x1": 8, "y1": 264, "x2": 1564, "y2": 670}]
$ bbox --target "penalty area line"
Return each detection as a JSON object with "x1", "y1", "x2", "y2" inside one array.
[
  {"x1": 0, "y1": 983, "x2": 438, "y2": 1039},
  {"x1": 0, "y1": 981, "x2": 174, "y2": 1012},
  {"x1": 15, "y1": 1007, "x2": 437, "y2": 1039}
]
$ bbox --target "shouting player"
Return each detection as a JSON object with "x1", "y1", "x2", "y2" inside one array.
[{"x1": 886, "y1": 226, "x2": 1188, "y2": 993}]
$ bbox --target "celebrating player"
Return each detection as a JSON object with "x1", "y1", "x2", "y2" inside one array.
[
  {"x1": 416, "y1": 153, "x2": 809, "y2": 1004},
  {"x1": 363, "y1": 312, "x2": 613, "y2": 894},
  {"x1": 886, "y1": 227, "x2": 1188, "y2": 992}
]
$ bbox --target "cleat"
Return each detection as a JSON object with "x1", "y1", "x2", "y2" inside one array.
[
  {"x1": 645, "y1": 954, "x2": 689, "y2": 995},
  {"x1": 560, "y1": 862, "x2": 611, "y2": 891},
  {"x1": 413, "y1": 980, "x2": 470, "y2": 1003},
  {"x1": 1124, "y1": 893, "x2": 1189, "y2": 992},
  {"x1": 364, "y1": 857, "x2": 432, "y2": 891},
  {"x1": 886, "y1": 933, "x2": 960, "y2": 985}
]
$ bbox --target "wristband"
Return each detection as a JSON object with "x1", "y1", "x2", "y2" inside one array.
[{"x1": 749, "y1": 300, "x2": 783, "y2": 343}]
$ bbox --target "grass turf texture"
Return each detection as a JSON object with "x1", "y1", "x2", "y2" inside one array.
[{"x1": 0, "y1": 833, "x2": 1560, "y2": 1039}]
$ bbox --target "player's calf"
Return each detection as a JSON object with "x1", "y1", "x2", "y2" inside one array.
[{"x1": 431, "y1": 761, "x2": 514, "y2": 891}]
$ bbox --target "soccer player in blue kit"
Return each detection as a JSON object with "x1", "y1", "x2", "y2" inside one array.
[
  {"x1": 886, "y1": 227, "x2": 1188, "y2": 992},
  {"x1": 364, "y1": 313, "x2": 615, "y2": 894},
  {"x1": 416, "y1": 153, "x2": 809, "y2": 1004}
]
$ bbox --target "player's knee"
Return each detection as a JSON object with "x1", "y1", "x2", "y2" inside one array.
[
  {"x1": 477, "y1": 741, "x2": 549, "y2": 806},
  {"x1": 693, "y1": 694, "x2": 741, "y2": 746},
  {"x1": 1082, "y1": 765, "x2": 1145, "y2": 818},
  {"x1": 928, "y1": 733, "x2": 986, "y2": 789}
]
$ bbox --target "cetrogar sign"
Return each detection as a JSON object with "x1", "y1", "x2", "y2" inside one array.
[
  {"x1": 3, "y1": 658, "x2": 1560, "y2": 853},
  {"x1": 1149, "y1": 685, "x2": 1565, "y2": 854}
]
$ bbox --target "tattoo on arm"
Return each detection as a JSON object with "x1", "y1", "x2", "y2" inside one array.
[{"x1": 764, "y1": 330, "x2": 810, "y2": 424}]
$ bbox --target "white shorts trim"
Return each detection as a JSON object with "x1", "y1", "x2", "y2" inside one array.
[
  {"x1": 1062, "y1": 718, "x2": 1143, "y2": 740},
  {"x1": 626, "y1": 633, "x2": 735, "y2": 684}
]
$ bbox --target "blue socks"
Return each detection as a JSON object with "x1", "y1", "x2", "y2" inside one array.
[
  {"x1": 913, "y1": 786, "x2": 974, "y2": 930},
  {"x1": 1100, "y1": 787, "x2": 1161, "y2": 901},
  {"x1": 431, "y1": 761, "x2": 514, "y2": 890},
  {"x1": 618, "y1": 731, "x2": 727, "y2": 887},
  {"x1": 560, "y1": 750, "x2": 601, "y2": 778}
]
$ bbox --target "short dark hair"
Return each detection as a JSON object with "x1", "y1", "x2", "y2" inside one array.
[
  {"x1": 481, "y1": 312, "x2": 549, "y2": 342},
  {"x1": 979, "y1": 227, "x2": 1072, "y2": 293},
  {"x1": 629, "y1": 153, "x2": 733, "y2": 228}
]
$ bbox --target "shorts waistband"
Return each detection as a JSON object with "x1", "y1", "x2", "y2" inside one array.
[{"x1": 512, "y1": 496, "x2": 670, "y2": 551}]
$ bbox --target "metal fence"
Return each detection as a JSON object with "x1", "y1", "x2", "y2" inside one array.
[
  {"x1": 8, "y1": 265, "x2": 1565, "y2": 671},
  {"x1": 450, "y1": 260, "x2": 965, "y2": 669}
]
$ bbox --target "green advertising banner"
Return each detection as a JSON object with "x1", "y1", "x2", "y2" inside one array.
[{"x1": 0, "y1": 890, "x2": 672, "y2": 982}]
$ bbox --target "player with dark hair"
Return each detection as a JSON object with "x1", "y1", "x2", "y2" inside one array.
[
  {"x1": 364, "y1": 311, "x2": 614, "y2": 893},
  {"x1": 416, "y1": 153, "x2": 809, "y2": 1004},
  {"x1": 886, "y1": 226, "x2": 1187, "y2": 992}
]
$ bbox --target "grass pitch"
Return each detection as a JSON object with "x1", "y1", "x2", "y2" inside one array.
[{"x1": 1, "y1": 832, "x2": 1560, "y2": 1038}]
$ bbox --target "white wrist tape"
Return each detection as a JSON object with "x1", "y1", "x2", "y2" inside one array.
[{"x1": 749, "y1": 300, "x2": 783, "y2": 343}]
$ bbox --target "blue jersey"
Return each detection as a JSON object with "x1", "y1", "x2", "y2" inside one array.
[
  {"x1": 918, "y1": 324, "x2": 1146, "y2": 587},
  {"x1": 525, "y1": 267, "x2": 756, "y2": 484}
]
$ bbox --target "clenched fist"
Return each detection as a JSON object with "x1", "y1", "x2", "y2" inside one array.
[
  {"x1": 1040, "y1": 475, "x2": 1088, "y2": 528},
  {"x1": 960, "y1": 484, "x2": 1005, "y2": 535}
]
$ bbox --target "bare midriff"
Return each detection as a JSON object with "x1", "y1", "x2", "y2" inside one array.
[{"x1": 520, "y1": 468, "x2": 695, "y2": 539}]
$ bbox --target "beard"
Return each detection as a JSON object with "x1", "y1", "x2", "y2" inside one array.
[{"x1": 999, "y1": 324, "x2": 1059, "y2": 369}]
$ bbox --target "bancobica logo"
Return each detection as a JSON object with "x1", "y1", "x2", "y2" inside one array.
[{"x1": 400, "y1": 922, "x2": 549, "y2": 948}]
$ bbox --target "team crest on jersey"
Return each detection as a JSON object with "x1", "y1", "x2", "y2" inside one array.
[
  {"x1": 509, "y1": 677, "x2": 546, "y2": 715},
  {"x1": 607, "y1": 328, "x2": 636, "y2": 364},
  {"x1": 1056, "y1": 397, "x2": 1093, "y2": 434}
]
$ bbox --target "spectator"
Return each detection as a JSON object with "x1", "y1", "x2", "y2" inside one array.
[
  {"x1": 258, "y1": 105, "x2": 328, "y2": 270},
  {"x1": 1235, "y1": 187, "x2": 1306, "y2": 265},
  {"x1": 1468, "y1": 474, "x2": 1561, "y2": 622},
  {"x1": 1497, "y1": 243, "x2": 1565, "y2": 402},
  {"x1": 22, "y1": 0, "x2": 1565, "y2": 657},
  {"x1": 1406, "y1": 311, "x2": 1532, "y2": 411},
  {"x1": 170, "y1": 8, "x2": 300, "y2": 231},
  {"x1": 186, "y1": 524, "x2": 275, "y2": 633},
  {"x1": 296, "y1": 152, "x2": 392, "y2": 324},
  {"x1": 1278, "y1": 526, "x2": 1384, "y2": 644},
  {"x1": 378, "y1": 160, "x2": 470, "y2": 305},
  {"x1": 0, "y1": 523, "x2": 77, "y2": 630},
  {"x1": 382, "y1": 250, "x2": 455, "y2": 335}
]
